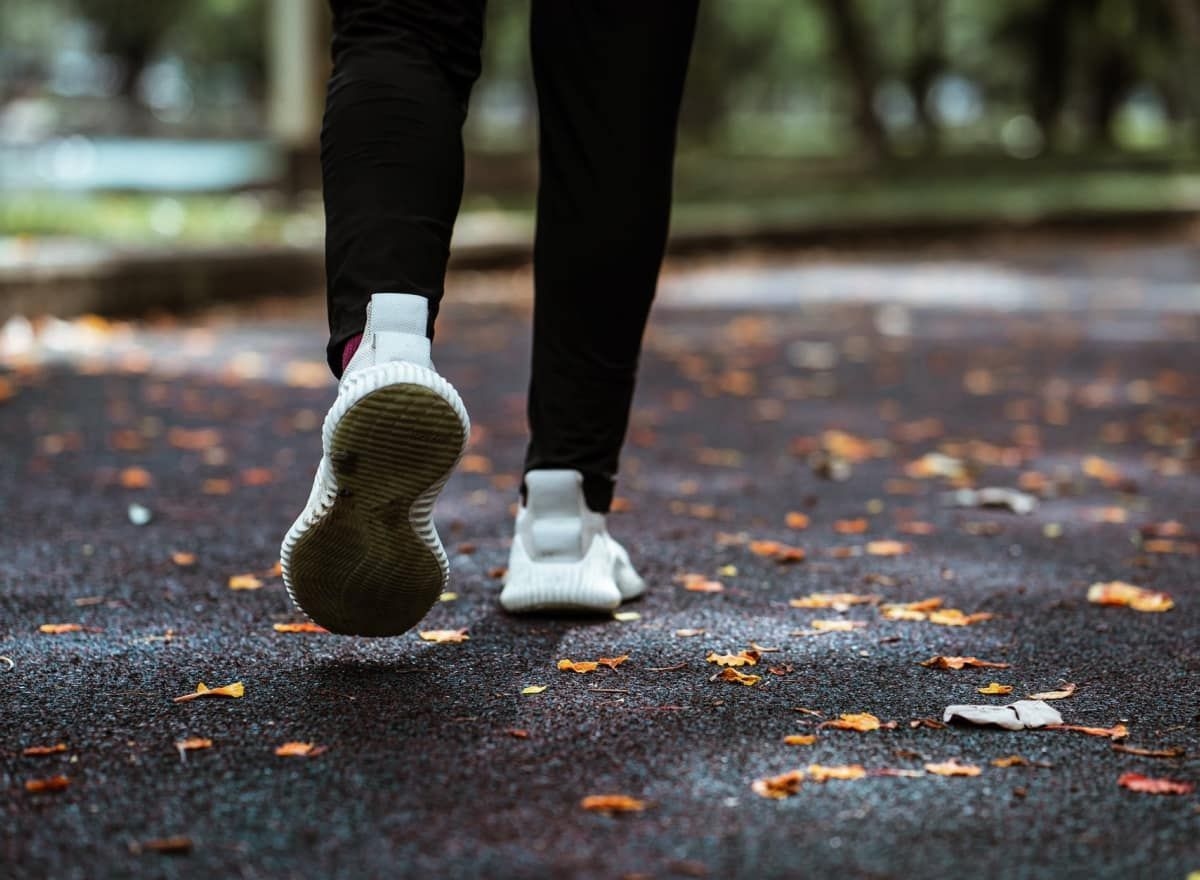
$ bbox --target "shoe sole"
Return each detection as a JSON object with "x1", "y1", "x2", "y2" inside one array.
[{"x1": 282, "y1": 365, "x2": 468, "y2": 636}]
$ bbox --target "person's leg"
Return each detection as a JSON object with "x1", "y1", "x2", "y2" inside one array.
[
  {"x1": 322, "y1": 0, "x2": 486, "y2": 375},
  {"x1": 523, "y1": 0, "x2": 699, "y2": 512},
  {"x1": 500, "y1": 1, "x2": 698, "y2": 614},
  {"x1": 283, "y1": 0, "x2": 483, "y2": 637}
]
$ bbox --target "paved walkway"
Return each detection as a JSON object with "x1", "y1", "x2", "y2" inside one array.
[{"x1": 1, "y1": 241, "x2": 1197, "y2": 879}]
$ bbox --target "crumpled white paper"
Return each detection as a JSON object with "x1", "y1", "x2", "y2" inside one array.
[{"x1": 942, "y1": 699, "x2": 1062, "y2": 730}]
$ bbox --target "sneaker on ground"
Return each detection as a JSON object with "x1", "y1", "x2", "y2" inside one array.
[
  {"x1": 499, "y1": 469, "x2": 645, "y2": 613},
  {"x1": 281, "y1": 293, "x2": 469, "y2": 636}
]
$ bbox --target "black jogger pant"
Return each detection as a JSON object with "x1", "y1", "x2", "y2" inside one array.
[{"x1": 321, "y1": 0, "x2": 698, "y2": 512}]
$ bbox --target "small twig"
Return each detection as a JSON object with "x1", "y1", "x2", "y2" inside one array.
[
  {"x1": 0, "y1": 656, "x2": 14, "y2": 671},
  {"x1": 588, "y1": 688, "x2": 630, "y2": 695},
  {"x1": 646, "y1": 662, "x2": 688, "y2": 672}
]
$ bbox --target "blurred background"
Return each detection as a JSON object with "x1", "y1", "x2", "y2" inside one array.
[{"x1": 1, "y1": 0, "x2": 1199, "y2": 318}]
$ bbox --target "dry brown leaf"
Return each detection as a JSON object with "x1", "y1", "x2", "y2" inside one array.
[
  {"x1": 716, "y1": 668, "x2": 760, "y2": 686},
  {"x1": 749, "y1": 540, "x2": 806, "y2": 563},
  {"x1": 133, "y1": 836, "x2": 193, "y2": 855},
  {"x1": 272, "y1": 622, "x2": 329, "y2": 634},
  {"x1": 38, "y1": 623, "x2": 85, "y2": 634},
  {"x1": 680, "y1": 574, "x2": 724, "y2": 593},
  {"x1": 418, "y1": 628, "x2": 469, "y2": 643},
  {"x1": 783, "y1": 734, "x2": 816, "y2": 746},
  {"x1": 991, "y1": 755, "x2": 1029, "y2": 768},
  {"x1": 22, "y1": 743, "x2": 68, "y2": 756},
  {"x1": 925, "y1": 759, "x2": 982, "y2": 777},
  {"x1": 227, "y1": 574, "x2": 263, "y2": 591},
  {"x1": 921, "y1": 656, "x2": 1010, "y2": 670},
  {"x1": 1117, "y1": 773, "x2": 1194, "y2": 795},
  {"x1": 785, "y1": 512, "x2": 810, "y2": 530},
  {"x1": 751, "y1": 769, "x2": 804, "y2": 799},
  {"x1": 928, "y1": 609, "x2": 994, "y2": 627},
  {"x1": 1028, "y1": 683, "x2": 1077, "y2": 700},
  {"x1": 866, "y1": 540, "x2": 910, "y2": 557},
  {"x1": 597, "y1": 655, "x2": 629, "y2": 670},
  {"x1": 897, "y1": 520, "x2": 937, "y2": 535},
  {"x1": 977, "y1": 682, "x2": 1014, "y2": 695},
  {"x1": 171, "y1": 552, "x2": 196, "y2": 566},
  {"x1": 580, "y1": 794, "x2": 646, "y2": 813},
  {"x1": 706, "y1": 650, "x2": 760, "y2": 667},
  {"x1": 506, "y1": 728, "x2": 530, "y2": 739},
  {"x1": 821, "y1": 713, "x2": 881, "y2": 732},
  {"x1": 880, "y1": 597, "x2": 943, "y2": 621},
  {"x1": 789, "y1": 592, "x2": 881, "y2": 610},
  {"x1": 175, "y1": 737, "x2": 213, "y2": 753},
  {"x1": 173, "y1": 681, "x2": 245, "y2": 703},
  {"x1": 808, "y1": 619, "x2": 867, "y2": 633},
  {"x1": 24, "y1": 775, "x2": 70, "y2": 792},
  {"x1": 1047, "y1": 723, "x2": 1128, "y2": 740},
  {"x1": 1082, "y1": 455, "x2": 1123, "y2": 486},
  {"x1": 119, "y1": 467, "x2": 154, "y2": 489},
  {"x1": 558, "y1": 659, "x2": 600, "y2": 674},
  {"x1": 275, "y1": 741, "x2": 328, "y2": 758},
  {"x1": 834, "y1": 518, "x2": 869, "y2": 535},
  {"x1": 1111, "y1": 744, "x2": 1185, "y2": 758},
  {"x1": 807, "y1": 763, "x2": 867, "y2": 782},
  {"x1": 1087, "y1": 581, "x2": 1173, "y2": 613}
]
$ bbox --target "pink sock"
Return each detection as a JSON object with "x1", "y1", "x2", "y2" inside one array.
[{"x1": 340, "y1": 333, "x2": 363, "y2": 373}]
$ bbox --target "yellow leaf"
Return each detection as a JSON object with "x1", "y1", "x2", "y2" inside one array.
[
  {"x1": 990, "y1": 755, "x2": 1029, "y2": 768},
  {"x1": 1047, "y1": 723, "x2": 1128, "y2": 740},
  {"x1": 807, "y1": 763, "x2": 866, "y2": 782},
  {"x1": 597, "y1": 655, "x2": 629, "y2": 670},
  {"x1": 789, "y1": 592, "x2": 880, "y2": 610},
  {"x1": 717, "y1": 668, "x2": 760, "y2": 686},
  {"x1": 920, "y1": 656, "x2": 1010, "y2": 670},
  {"x1": 675, "y1": 628, "x2": 706, "y2": 637},
  {"x1": 977, "y1": 682, "x2": 1013, "y2": 695},
  {"x1": 22, "y1": 743, "x2": 68, "y2": 756},
  {"x1": 521, "y1": 685, "x2": 548, "y2": 695},
  {"x1": 705, "y1": 650, "x2": 760, "y2": 667},
  {"x1": 785, "y1": 512, "x2": 810, "y2": 530},
  {"x1": 928, "y1": 608, "x2": 994, "y2": 626},
  {"x1": 173, "y1": 681, "x2": 244, "y2": 703},
  {"x1": 175, "y1": 737, "x2": 213, "y2": 753},
  {"x1": 612, "y1": 611, "x2": 641, "y2": 622},
  {"x1": 680, "y1": 573, "x2": 724, "y2": 593},
  {"x1": 1087, "y1": 581, "x2": 1173, "y2": 612},
  {"x1": 274, "y1": 741, "x2": 327, "y2": 758},
  {"x1": 272, "y1": 622, "x2": 329, "y2": 634},
  {"x1": 228, "y1": 574, "x2": 263, "y2": 591},
  {"x1": 783, "y1": 734, "x2": 816, "y2": 746},
  {"x1": 925, "y1": 759, "x2": 982, "y2": 777},
  {"x1": 171, "y1": 552, "x2": 196, "y2": 566},
  {"x1": 558, "y1": 659, "x2": 600, "y2": 673},
  {"x1": 866, "y1": 540, "x2": 910, "y2": 556},
  {"x1": 1028, "y1": 683, "x2": 1076, "y2": 700},
  {"x1": 822, "y1": 712, "x2": 881, "y2": 732},
  {"x1": 38, "y1": 623, "x2": 85, "y2": 634},
  {"x1": 751, "y1": 769, "x2": 804, "y2": 799},
  {"x1": 580, "y1": 794, "x2": 646, "y2": 813},
  {"x1": 808, "y1": 619, "x2": 866, "y2": 633},
  {"x1": 418, "y1": 628, "x2": 469, "y2": 643}
]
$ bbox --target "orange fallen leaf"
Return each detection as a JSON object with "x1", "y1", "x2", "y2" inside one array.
[
  {"x1": 928, "y1": 609, "x2": 994, "y2": 627},
  {"x1": 418, "y1": 628, "x2": 469, "y2": 643},
  {"x1": 807, "y1": 763, "x2": 866, "y2": 782},
  {"x1": 834, "y1": 518, "x2": 869, "y2": 534},
  {"x1": 227, "y1": 574, "x2": 263, "y2": 591},
  {"x1": 506, "y1": 728, "x2": 530, "y2": 739},
  {"x1": 991, "y1": 755, "x2": 1030, "y2": 768},
  {"x1": 240, "y1": 467, "x2": 274, "y2": 486},
  {"x1": 807, "y1": 619, "x2": 867, "y2": 633},
  {"x1": 173, "y1": 681, "x2": 245, "y2": 703},
  {"x1": 716, "y1": 668, "x2": 760, "y2": 686},
  {"x1": 866, "y1": 540, "x2": 910, "y2": 557},
  {"x1": 785, "y1": 512, "x2": 810, "y2": 530},
  {"x1": 897, "y1": 520, "x2": 937, "y2": 535},
  {"x1": 706, "y1": 650, "x2": 760, "y2": 667},
  {"x1": 22, "y1": 743, "x2": 68, "y2": 756},
  {"x1": 580, "y1": 794, "x2": 646, "y2": 813},
  {"x1": 1141, "y1": 538, "x2": 1198, "y2": 555},
  {"x1": 1082, "y1": 455, "x2": 1123, "y2": 486},
  {"x1": 880, "y1": 598, "x2": 943, "y2": 621},
  {"x1": 171, "y1": 552, "x2": 196, "y2": 566},
  {"x1": 821, "y1": 713, "x2": 881, "y2": 732},
  {"x1": 275, "y1": 741, "x2": 328, "y2": 758},
  {"x1": 1111, "y1": 744, "x2": 1186, "y2": 759},
  {"x1": 38, "y1": 623, "x2": 85, "y2": 634},
  {"x1": 202, "y1": 478, "x2": 232, "y2": 495},
  {"x1": 925, "y1": 759, "x2": 982, "y2": 777},
  {"x1": 920, "y1": 656, "x2": 1010, "y2": 670},
  {"x1": 789, "y1": 592, "x2": 881, "y2": 610},
  {"x1": 1047, "y1": 723, "x2": 1128, "y2": 740},
  {"x1": 597, "y1": 655, "x2": 629, "y2": 670},
  {"x1": 1087, "y1": 581, "x2": 1173, "y2": 613},
  {"x1": 1028, "y1": 683, "x2": 1076, "y2": 700},
  {"x1": 751, "y1": 769, "x2": 804, "y2": 799},
  {"x1": 460, "y1": 454, "x2": 492, "y2": 474},
  {"x1": 977, "y1": 682, "x2": 1014, "y2": 695},
  {"x1": 175, "y1": 737, "x2": 213, "y2": 753},
  {"x1": 1117, "y1": 773, "x2": 1194, "y2": 795},
  {"x1": 783, "y1": 734, "x2": 816, "y2": 746},
  {"x1": 272, "y1": 622, "x2": 329, "y2": 634},
  {"x1": 25, "y1": 775, "x2": 71, "y2": 793},
  {"x1": 119, "y1": 466, "x2": 154, "y2": 489},
  {"x1": 558, "y1": 659, "x2": 600, "y2": 674},
  {"x1": 680, "y1": 574, "x2": 724, "y2": 593},
  {"x1": 749, "y1": 540, "x2": 806, "y2": 563}
]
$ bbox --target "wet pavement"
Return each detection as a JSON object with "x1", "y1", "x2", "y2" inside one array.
[{"x1": 1, "y1": 237, "x2": 1198, "y2": 879}]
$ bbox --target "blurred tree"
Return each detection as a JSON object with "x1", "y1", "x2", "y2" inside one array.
[
  {"x1": 72, "y1": 0, "x2": 187, "y2": 99},
  {"x1": 816, "y1": 0, "x2": 890, "y2": 158}
]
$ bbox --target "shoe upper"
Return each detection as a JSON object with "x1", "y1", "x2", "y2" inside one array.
[{"x1": 343, "y1": 293, "x2": 434, "y2": 380}]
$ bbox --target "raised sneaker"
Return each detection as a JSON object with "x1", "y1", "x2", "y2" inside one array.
[
  {"x1": 499, "y1": 469, "x2": 645, "y2": 613},
  {"x1": 280, "y1": 293, "x2": 469, "y2": 636}
]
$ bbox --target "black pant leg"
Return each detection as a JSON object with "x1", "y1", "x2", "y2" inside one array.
[
  {"x1": 321, "y1": 0, "x2": 486, "y2": 375},
  {"x1": 524, "y1": 0, "x2": 699, "y2": 511}
]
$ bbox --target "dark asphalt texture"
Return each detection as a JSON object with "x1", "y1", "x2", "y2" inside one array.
[{"x1": 2, "y1": 243, "x2": 1199, "y2": 879}]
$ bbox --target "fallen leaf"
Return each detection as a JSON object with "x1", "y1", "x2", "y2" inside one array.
[
  {"x1": 928, "y1": 609, "x2": 994, "y2": 627},
  {"x1": 821, "y1": 713, "x2": 881, "y2": 732},
  {"x1": 418, "y1": 628, "x2": 469, "y2": 643},
  {"x1": 173, "y1": 681, "x2": 245, "y2": 703},
  {"x1": 25, "y1": 775, "x2": 70, "y2": 792},
  {"x1": 880, "y1": 598, "x2": 943, "y2": 620},
  {"x1": 807, "y1": 763, "x2": 867, "y2": 782},
  {"x1": 227, "y1": 574, "x2": 263, "y2": 591},
  {"x1": 991, "y1": 755, "x2": 1030, "y2": 768},
  {"x1": 1117, "y1": 773, "x2": 1194, "y2": 795},
  {"x1": 943, "y1": 700, "x2": 1062, "y2": 730},
  {"x1": 175, "y1": 737, "x2": 212, "y2": 754},
  {"x1": 834, "y1": 518, "x2": 869, "y2": 534},
  {"x1": 1087, "y1": 581, "x2": 1173, "y2": 613},
  {"x1": 580, "y1": 794, "x2": 646, "y2": 813},
  {"x1": 680, "y1": 574, "x2": 724, "y2": 593},
  {"x1": 749, "y1": 540, "x2": 806, "y2": 563},
  {"x1": 1082, "y1": 455, "x2": 1123, "y2": 486},
  {"x1": 785, "y1": 512, "x2": 810, "y2": 530},
  {"x1": 706, "y1": 650, "x2": 760, "y2": 667},
  {"x1": 272, "y1": 622, "x2": 329, "y2": 634},
  {"x1": 119, "y1": 466, "x2": 154, "y2": 489},
  {"x1": 558, "y1": 659, "x2": 600, "y2": 674},
  {"x1": 132, "y1": 836, "x2": 193, "y2": 855},
  {"x1": 977, "y1": 682, "x2": 1014, "y2": 695},
  {"x1": 751, "y1": 769, "x2": 804, "y2": 799},
  {"x1": 274, "y1": 741, "x2": 327, "y2": 758},
  {"x1": 1111, "y1": 744, "x2": 1185, "y2": 759},
  {"x1": 716, "y1": 668, "x2": 760, "y2": 686},
  {"x1": 521, "y1": 685, "x2": 547, "y2": 695},
  {"x1": 921, "y1": 656, "x2": 1010, "y2": 671},
  {"x1": 171, "y1": 552, "x2": 196, "y2": 566},
  {"x1": 925, "y1": 759, "x2": 982, "y2": 777},
  {"x1": 1047, "y1": 723, "x2": 1128, "y2": 740},
  {"x1": 807, "y1": 619, "x2": 867, "y2": 633},
  {"x1": 675, "y1": 628, "x2": 706, "y2": 637},
  {"x1": 612, "y1": 611, "x2": 641, "y2": 622},
  {"x1": 506, "y1": 728, "x2": 529, "y2": 739},
  {"x1": 783, "y1": 735, "x2": 816, "y2": 746},
  {"x1": 38, "y1": 623, "x2": 85, "y2": 634},
  {"x1": 866, "y1": 540, "x2": 910, "y2": 556},
  {"x1": 1028, "y1": 683, "x2": 1076, "y2": 700},
  {"x1": 789, "y1": 592, "x2": 881, "y2": 610},
  {"x1": 22, "y1": 743, "x2": 68, "y2": 756},
  {"x1": 872, "y1": 768, "x2": 927, "y2": 778},
  {"x1": 598, "y1": 655, "x2": 629, "y2": 670}
]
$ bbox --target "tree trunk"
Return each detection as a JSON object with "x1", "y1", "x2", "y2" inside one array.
[{"x1": 818, "y1": 0, "x2": 890, "y2": 160}]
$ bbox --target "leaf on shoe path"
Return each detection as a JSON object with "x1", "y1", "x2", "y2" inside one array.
[
  {"x1": 22, "y1": 743, "x2": 68, "y2": 756},
  {"x1": 785, "y1": 512, "x2": 810, "y2": 530},
  {"x1": 227, "y1": 574, "x2": 263, "y2": 591},
  {"x1": 807, "y1": 764, "x2": 867, "y2": 782},
  {"x1": 921, "y1": 656, "x2": 1010, "y2": 670},
  {"x1": 751, "y1": 769, "x2": 805, "y2": 799},
  {"x1": 942, "y1": 700, "x2": 1062, "y2": 730},
  {"x1": 580, "y1": 794, "x2": 646, "y2": 813},
  {"x1": 706, "y1": 651, "x2": 760, "y2": 667},
  {"x1": 273, "y1": 622, "x2": 329, "y2": 634},
  {"x1": 783, "y1": 734, "x2": 816, "y2": 746},
  {"x1": 749, "y1": 540, "x2": 807, "y2": 563},
  {"x1": 790, "y1": 592, "x2": 881, "y2": 610},
  {"x1": 675, "y1": 628, "x2": 706, "y2": 637},
  {"x1": 866, "y1": 540, "x2": 910, "y2": 556},
  {"x1": 1117, "y1": 773, "x2": 1194, "y2": 795},
  {"x1": 25, "y1": 775, "x2": 70, "y2": 792},
  {"x1": 418, "y1": 628, "x2": 469, "y2": 643},
  {"x1": 1046, "y1": 723, "x2": 1128, "y2": 740},
  {"x1": 678, "y1": 573, "x2": 724, "y2": 593},
  {"x1": 802, "y1": 619, "x2": 868, "y2": 635},
  {"x1": 274, "y1": 741, "x2": 328, "y2": 758},
  {"x1": 977, "y1": 683, "x2": 1013, "y2": 695},
  {"x1": 171, "y1": 552, "x2": 196, "y2": 566},
  {"x1": 598, "y1": 655, "x2": 629, "y2": 670},
  {"x1": 1111, "y1": 744, "x2": 1185, "y2": 759},
  {"x1": 38, "y1": 623, "x2": 94, "y2": 634},
  {"x1": 1028, "y1": 683, "x2": 1076, "y2": 700},
  {"x1": 1087, "y1": 581, "x2": 1173, "y2": 612},
  {"x1": 173, "y1": 682, "x2": 244, "y2": 703},
  {"x1": 715, "y1": 668, "x2": 760, "y2": 686},
  {"x1": 558, "y1": 660, "x2": 600, "y2": 674},
  {"x1": 175, "y1": 737, "x2": 212, "y2": 755},
  {"x1": 820, "y1": 713, "x2": 881, "y2": 732},
  {"x1": 925, "y1": 759, "x2": 982, "y2": 777},
  {"x1": 521, "y1": 685, "x2": 547, "y2": 695}
]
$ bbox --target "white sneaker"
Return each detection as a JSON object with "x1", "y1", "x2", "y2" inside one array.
[
  {"x1": 499, "y1": 469, "x2": 645, "y2": 613},
  {"x1": 280, "y1": 293, "x2": 469, "y2": 636}
]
